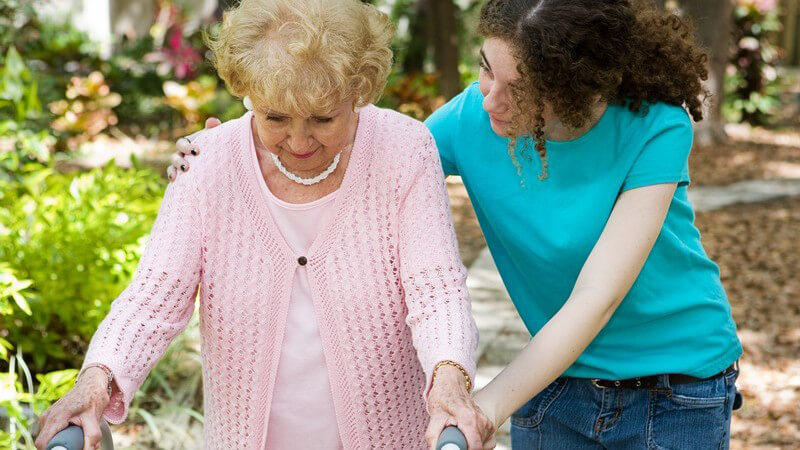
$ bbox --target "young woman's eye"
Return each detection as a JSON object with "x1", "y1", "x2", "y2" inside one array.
[
  {"x1": 266, "y1": 115, "x2": 286, "y2": 122},
  {"x1": 479, "y1": 61, "x2": 493, "y2": 78},
  {"x1": 313, "y1": 117, "x2": 333, "y2": 124}
]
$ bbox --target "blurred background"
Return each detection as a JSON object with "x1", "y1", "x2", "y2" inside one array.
[{"x1": 0, "y1": 0, "x2": 798, "y2": 448}]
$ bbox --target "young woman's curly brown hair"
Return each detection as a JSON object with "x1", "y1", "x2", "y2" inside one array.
[{"x1": 478, "y1": 0, "x2": 709, "y2": 180}]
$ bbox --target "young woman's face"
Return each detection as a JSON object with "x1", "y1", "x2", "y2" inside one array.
[
  {"x1": 251, "y1": 99, "x2": 358, "y2": 173},
  {"x1": 478, "y1": 37, "x2": 556, "y2": 138},
  {"x1": 478, "y1": 38, "x2": 520, "y2": 137}
]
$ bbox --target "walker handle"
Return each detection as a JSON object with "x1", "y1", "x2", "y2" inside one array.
[
  {"x1": 46, "y1": 422, "x2": 114, "y2": 450},
  {"x1": 436, "y1": 425, "x2": 467, "y2": 450}
]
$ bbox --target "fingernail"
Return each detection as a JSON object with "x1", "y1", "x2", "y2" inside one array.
[
  {"x1": 191, "y1": 149, "x2": 197, "y2": 156},
  {"x1": 180, "y1": 164, "x2": 187, "y2": 171}
]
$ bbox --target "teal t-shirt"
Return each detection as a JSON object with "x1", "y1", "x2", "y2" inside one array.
[{"x1": 425, "y1": 83, "x2": 741, "y2": 379}]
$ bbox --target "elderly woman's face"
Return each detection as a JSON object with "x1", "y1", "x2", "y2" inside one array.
[{"x1": 252, "y1": 99, "x2": 359, "y2": 172}]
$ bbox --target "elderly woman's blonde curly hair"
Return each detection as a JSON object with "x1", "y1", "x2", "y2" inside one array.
[{"x1": 206, "y1": 0, "x2": 394, "y2": 116}]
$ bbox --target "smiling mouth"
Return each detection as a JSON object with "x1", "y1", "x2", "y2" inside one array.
[{"x1": 287, "y1": 148, "x2": 319, "y2": 159}]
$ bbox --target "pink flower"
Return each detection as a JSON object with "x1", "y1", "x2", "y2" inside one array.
[
  {"x1": 174, "y1": 47, "x2": 202, "y2": 79},
  {"x1": 169, "y1": 28, "x2": 184, "y2": 51},
  {"x1": 740, "y1": 0, "x2": 778, "y2": 12},
  {"x1": 755, "y1": 0, "x2": 777, "y2": 11}
]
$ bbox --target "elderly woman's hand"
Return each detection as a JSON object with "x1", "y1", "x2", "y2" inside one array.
[
  {"x1": 34, "y1": 367, "x2": 110, "y2": 450},
  {"x1": 167, "y1": 117, "x2": 222, "y2": 181},
  {"x1": 425, "y1": 365, "x2": 496, "y2": 450}
]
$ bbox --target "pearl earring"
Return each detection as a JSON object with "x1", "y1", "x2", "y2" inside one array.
[
  {"x1": 354, "y1": 98, "x2": 364, "y2": 113},
  {"x1": 243, "y1": 96, "x2": 253, "y2": 111}
]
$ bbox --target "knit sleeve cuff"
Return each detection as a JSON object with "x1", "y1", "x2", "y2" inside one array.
[{"x1": 80, "y1": 354, "x2": 136, "y2": 424}]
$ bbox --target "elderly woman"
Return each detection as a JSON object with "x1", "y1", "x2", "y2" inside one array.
[{"x1": 34, "y1": 1, "x2": 496, "y2": 449}]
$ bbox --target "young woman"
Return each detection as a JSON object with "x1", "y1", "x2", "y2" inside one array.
[{"x1": 171, "y1": 0, "x2": 742, "y2": 448}]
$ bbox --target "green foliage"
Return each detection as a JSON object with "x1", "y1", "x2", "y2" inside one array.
[
  {"x1": 0, "y1": 46, "x2": 56, "y2": 176},
  {"x1": 724, "y1": 0, "x2": 783, "y2": 125},
  {"x1": 0, "y1": 47, "x2": 42, "y2": 122},
  {"x1": 1, "y1": 1, "x2": 102, "y2": 110},
  {"x1": 104, "y1": 35, "x2": 181, "y2": 136},
  {"x1": 0, "y1": 159, "x2": 165, "y2": 372},
  {"x1": 0, "y1": 265, "x2": 31, "y2": 362},
  {"x1": 0, "y1": 350, "x2": 78, "y2": 449},
  {"x1": 0, "y1": 1, "x2": 38, "y2": 56},
  {"x1": 0, "y1": 121, "x2": 54, "y2": 173},
  {"x1": 22, "y1": 18, "x2": 100, "y2": 68}
]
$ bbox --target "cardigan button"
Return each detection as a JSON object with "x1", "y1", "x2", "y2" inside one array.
[{"x1": 297, "y1": 256, "x2": 308, "y2": 266}]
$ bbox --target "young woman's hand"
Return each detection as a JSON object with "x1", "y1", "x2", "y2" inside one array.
[
  {"x1": 425, "y1": 365, "x2": 496, "y2": 450},
  {"x1": 34, "y1": 367, "x2": 110, "y2": 450},
  {"x1": 167, "y1": 117, "x2": 222, "y2": 181}
]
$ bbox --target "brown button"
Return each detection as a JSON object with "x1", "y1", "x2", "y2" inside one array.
[{"x1": 297, "y1": 256, "x2": 308, "y2": 266}]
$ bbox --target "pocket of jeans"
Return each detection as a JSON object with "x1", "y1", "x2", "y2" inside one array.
[
  {"x1": 668, "y1": 377, "x2": 728, "y2": 409},
  {"x1": 510, "y1": 378, "x2": 568, "y2": 428},
  {"x1": 649, "y1": 377, "x2": 734, "y2": 449}
]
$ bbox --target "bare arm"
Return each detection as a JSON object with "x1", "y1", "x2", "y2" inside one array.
[{"x1": 473, "y1": 183, "x2": 678, "y2": 427}]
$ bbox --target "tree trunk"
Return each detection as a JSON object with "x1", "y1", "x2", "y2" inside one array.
[
  {"x1": 679, "y1": 0, "x2": 733, "y2": 146},
  {"x1": 426, "y1": 0, "x2": 462, "y2": 99},
  {"x1": 402, "y1": 0, "x2": 428, "y2": 74}
]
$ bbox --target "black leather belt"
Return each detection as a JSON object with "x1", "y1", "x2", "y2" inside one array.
[{"x1": 589, "y1": 364, "x2": 737, "y2": 389}]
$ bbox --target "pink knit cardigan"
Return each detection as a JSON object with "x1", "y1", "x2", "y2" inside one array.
[{"x1": 82, "y1": 106, "x2": 478, "y2": 449}]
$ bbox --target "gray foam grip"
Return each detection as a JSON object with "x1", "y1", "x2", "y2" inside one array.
[
  {"x1": 436, "y1": 425, "x2": 468, "y2": 450},
  {"x1": 46, "y1": 422, "x2": 114, "y2": 450},
  {"x1": 46, "y1": 425, "x2": 84, "y2": 450}
]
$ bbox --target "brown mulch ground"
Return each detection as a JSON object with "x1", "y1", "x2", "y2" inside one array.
[
  {"x1": 696, "y1": 197, "x2": 800, "y2": 449},
  {"x1": 447, "y1": 178, "x2": 487, "y2": 267},
  {"x1": 690, "y1": 141, "x2": 800, "y2": 186},
  {"x1": 690, "y1": 126, "x2": 800, "y2": 186}
]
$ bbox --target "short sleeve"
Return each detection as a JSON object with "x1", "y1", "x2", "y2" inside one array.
[
  {"x1": 621, "y1": 106, "x2": 693, "y2": 192},
  {"x1": 425, "y1": 86, "x2": 474, "y2": 177}
]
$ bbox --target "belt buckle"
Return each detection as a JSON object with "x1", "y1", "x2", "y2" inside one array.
[{"x1": 591, "y1": 379, "x2": 606, "y2": 389}]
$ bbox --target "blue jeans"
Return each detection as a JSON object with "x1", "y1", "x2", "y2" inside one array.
[{"x1": 510, "y1": 369, "x2": 739, "y2": 449}]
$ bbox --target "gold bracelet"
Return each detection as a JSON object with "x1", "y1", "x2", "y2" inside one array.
[
  {"x1": 431, "y1": 360, "x2": 472, "y2": 393},
  {"x1": 81, "y1": 363, "x2": 114, "y2": 397}
]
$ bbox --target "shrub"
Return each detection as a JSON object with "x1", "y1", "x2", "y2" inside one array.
[
  {"x1": 724, "y1": 0, "x2": 783, "y2": 125},
  {"x1": 0, "y1": 159, "x2": 165, "y2": 372}
]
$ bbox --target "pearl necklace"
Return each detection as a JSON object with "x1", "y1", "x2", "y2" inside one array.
[{"x1": 271, "y1": 152, "x2": 341, "y2": 186}]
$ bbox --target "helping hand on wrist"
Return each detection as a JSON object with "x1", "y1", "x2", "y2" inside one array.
[{"x1": 472, "y1": 389, "x2": 503, "y2": 431}]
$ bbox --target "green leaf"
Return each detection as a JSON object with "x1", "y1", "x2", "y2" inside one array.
[
  {"x1": 0, "y1": 338, "x2": 11, "y2": 361},
  {"x1": 24, "y1": 79, "x2": 41, "y2": 117},
  {"x1": 135, "y1": 408, "x2": 162, "y2": 440},
  {"x1": 4, "y1": 47, "x2": 25, "y2": 77},
  {"x1": 11, "y1": 292, "x2": 31, "y2": 315}
]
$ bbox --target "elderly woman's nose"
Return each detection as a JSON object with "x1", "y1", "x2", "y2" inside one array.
[{"x1": 287, "y1": 131, "x2": 314, "y2": 152}]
